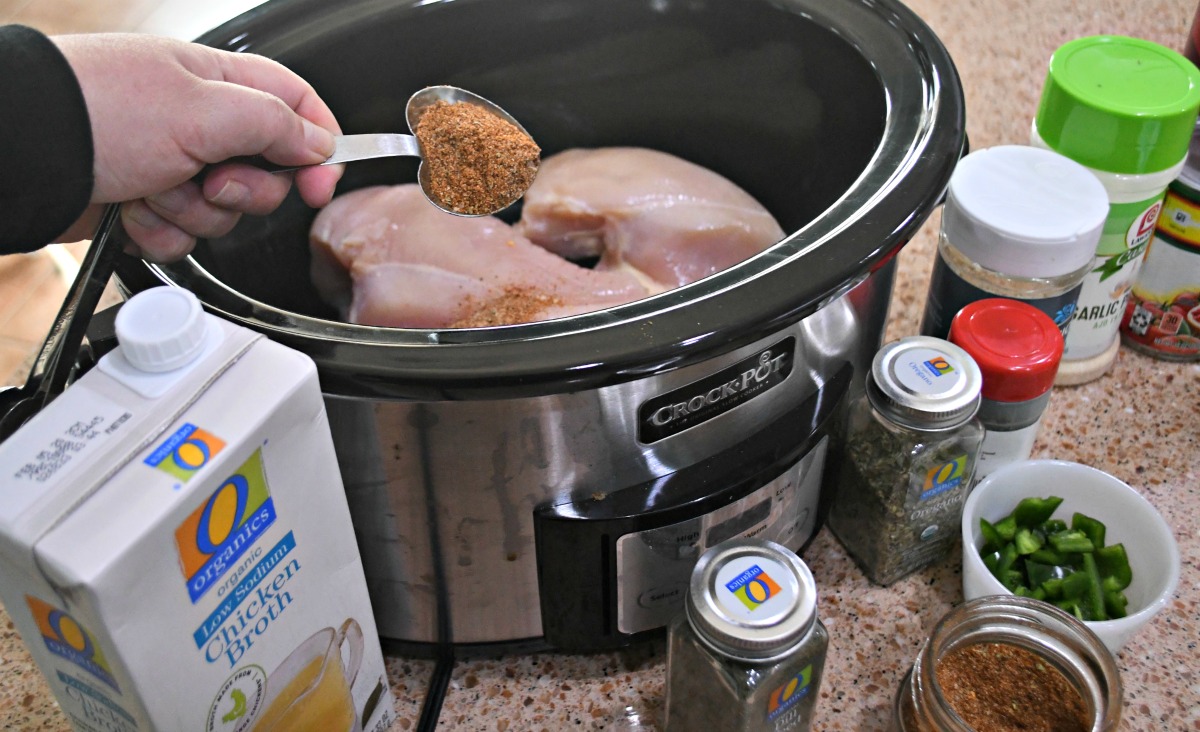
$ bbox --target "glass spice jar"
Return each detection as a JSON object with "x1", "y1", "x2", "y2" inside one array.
[
  {"x1": 918, "y1": 145, "x2": 1106, "y2": 340},
  {"x1": 663, "y1": 538, "x2": 828, "y2": 732},
  {"x1": 1032, "y1": 35, "x2": 1200, "y2": 384},
  {"x1": 1120, "y1": 122, "x2": 1200, "y2": 362},
  {"x1": 826, "y1": 336, "x2": 984, "y2": 585},
  {"x1": 893, "y1": 595, "x2": 1123, "y2": 732},
  {"x1": 947, "y1": 299, "x2": 1064, "y2": 486}
]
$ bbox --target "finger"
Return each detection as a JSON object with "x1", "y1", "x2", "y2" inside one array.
[
  {"x1": 121, "y1": 201, "x2": 198, "y2": 263},
  {"x1": 202, "y1": 163, "x2": 296, "y2": 216},
  {"x1": 181, "y1": 52, "x2": 340, "y2": 168},
  {"x1": 145, "y1": 181, "x2": 241, "y2": 239},
  {"x1": 294, "y1": 163, "x2": 345, "y2": 209},
  {"x1": 212, "y1": 51, "x2": 340, "y2": 137},
  {"x1": 182, "y1": 84, "x2": 334, "y2": 169}
]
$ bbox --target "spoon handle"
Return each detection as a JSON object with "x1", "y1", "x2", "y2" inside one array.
[
  {"x1": 209, "y1": 133, "x2": 423, "y2": 174},
  {"x1": 325, "y1": 133, "x2": 422, "y2": 166}
]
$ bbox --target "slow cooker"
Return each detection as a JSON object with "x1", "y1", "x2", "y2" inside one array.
[{"x1": 109, "y1": 0, "x2": 965, "y2": 652}]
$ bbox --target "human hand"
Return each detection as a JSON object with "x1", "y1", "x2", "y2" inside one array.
[{"x1": 53, "y1": 33, "x2": 343, "y2": 262}]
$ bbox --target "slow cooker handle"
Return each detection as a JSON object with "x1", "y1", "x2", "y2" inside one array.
[{"x1": 0, "y1": 205, "x2": 122, "y2": 443}]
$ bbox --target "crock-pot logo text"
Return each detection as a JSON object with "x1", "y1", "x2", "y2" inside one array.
[
  {"x1": 144, "y1": 423, "x2": 225, "y2": 482},
  {"x1": 176, "y1": 449, "x2": 275, "y2": 603},
  {"x1": 25, "y1": 595, "x2": 120, "y2": 692},
  {"x1": 638, "y1": 337, "x2": 794, "y2": 443}
]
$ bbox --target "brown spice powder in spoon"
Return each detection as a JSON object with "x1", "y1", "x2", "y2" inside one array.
[{"x1": 415, "y1": 100, "x2": 540, "y2": 216}]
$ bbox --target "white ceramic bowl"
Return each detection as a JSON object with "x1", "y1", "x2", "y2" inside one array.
[{"x1": 961, "y1": 459, "x2": 1180, "y2": 653}]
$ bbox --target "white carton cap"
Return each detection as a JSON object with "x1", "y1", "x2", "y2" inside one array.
[
  {"x1": 114, "y1": 287, "x2": 209, "y2": 372},
  {"x1": 942, "y1": 145, "x2": 1108, "y2": 278}
]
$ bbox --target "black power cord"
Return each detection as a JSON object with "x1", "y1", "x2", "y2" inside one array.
[{"x1": 413, "y1": 404, "x2": 454, "y2": 732}]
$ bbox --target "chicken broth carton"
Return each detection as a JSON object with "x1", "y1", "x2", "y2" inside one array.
[{"x1": 0, "y1": 287, "x2": 394, "y2": 732}]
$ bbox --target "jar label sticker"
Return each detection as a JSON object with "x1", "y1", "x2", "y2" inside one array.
[
  {"x1": 724, "y1": 564, "x2": 781, "y2": 610},
  {"x1": 919, "y1": 454, "x2": 968, "y2": 499},
  {"x1": 766, "y1": 664, "x2": 813, "y2": 722},
  {"x1": 920, "y1": 255, "x2": 1081, "y2": 338},
  {"x1": 713, "y1": 555, "x2": 796, "y2": 623},
  {"x1": 1065, "y1": 196, "x2": 1161, "y2": 359},
  {"x1": 890, "y1": 347, "x2": 964, "y2": 396}
]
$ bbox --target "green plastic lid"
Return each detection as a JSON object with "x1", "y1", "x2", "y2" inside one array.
[{"x1": 1035, "y1": 35, "x2": 1200, "y2": 174}]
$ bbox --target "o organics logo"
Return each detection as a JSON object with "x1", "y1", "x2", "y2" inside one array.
[
  {"x1": 176, "y1": 449, "x2": 275, "y2": 603},
  {"x1": 145, "y1": 423, "x2": 225, "y2": 482},
  {"x1": 25, "y1": 596, "x2": 119, "y2": 691},
  {"x1": 922, "y1": 455, "x2": 967, "y2": 498},
  {"x1": 724, "y1": 565, "x2": 782, "y2": 611},
  {"x1": 923, "y1": 357, "x2": 954, "y2": 377},
  {"x1": 766, "y1": 665, "x2": 812, "y2": 721}
]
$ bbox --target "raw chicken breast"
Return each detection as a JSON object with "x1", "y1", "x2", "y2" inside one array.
[
  {"x1": 310, "y1": 185, "x2": 653, "y2": 328},
  {"x1": 515, "y1": 147, "x2": 785, "y2": 288}
]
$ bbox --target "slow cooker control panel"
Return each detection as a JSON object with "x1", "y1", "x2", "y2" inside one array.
[
  {"x1": 614, "y1": 438, "x2": 826, "y2": 634},
  {"x1": 534, "y1": 364, "x2": 850, "y2": 652}
]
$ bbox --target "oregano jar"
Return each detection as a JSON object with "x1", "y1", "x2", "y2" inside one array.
[{"x1": 826, "y1": 336, "x2": 984, "y2": 585}]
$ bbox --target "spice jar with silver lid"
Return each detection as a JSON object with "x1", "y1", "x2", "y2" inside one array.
[
  {"x1": 826, "y1": 336, "x2": 985, "y2": 586},
  {"x1": 663, "y1": 538, "x2": 828, "y2": 732},
  {"x1": 893, "y1": 595, "x2": 1122, "y2": 732}
]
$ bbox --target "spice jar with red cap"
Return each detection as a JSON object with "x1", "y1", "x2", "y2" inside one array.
[{"x1": 948, "y1": 299, "x2": 1063, "y2": 485}]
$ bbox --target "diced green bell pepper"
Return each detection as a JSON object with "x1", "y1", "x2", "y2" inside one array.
[
  {"x1": 994, "y1": 514, "x2": 1018, "y2": 542},
  {"x1": 1041, "y1": 518, "x2": 1069, "y2": 535},
  {"x1": 1025, "y1": 560, "x2": 1068, "y2": 589},
  {"x1": 979, "y1": 518, "x2": 1004, "y2": 552},
  {"x1": 1014, "y1": 527, "x2": 1045, "y2": 555},
  {"x1": 1041, "y1": 577, "x2": 1064, "y2": 601},
  {"x1": 1029, "y1": 548, "x2": 1070, "y2": 566},
  {"x1": 981, "y1": 549, "x2": 1002, "y2": 574},
  {"x1": 1014, "y1": 496, "x2": 1063, "y2": 528},
  {"x1": 974, "y1": 497, "x2": 1134, "y2": 621},
  {"x1": 1104, "y1": 588, "x2": 1129, "y2": 619},
  {"x1": 1095, "y1": 544, "x2": 1132, "y2": 591},
  {"x1": 1072, "y1": 513, "x2": 1107, "y2": 549},
  {"x1": 1061, "y1": 570, "x2": 1093, "y2": 601},
  {"x1": 1048, "y1": 529, "x2": 1095, "y2": 554},
  {"x1": 1081, "y1": 552, "x2": 1107, "y2": 621}
]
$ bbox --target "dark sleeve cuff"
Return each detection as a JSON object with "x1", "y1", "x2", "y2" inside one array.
[{"x1": 0, "y1": 24, "x2": 95, "y2": 254}]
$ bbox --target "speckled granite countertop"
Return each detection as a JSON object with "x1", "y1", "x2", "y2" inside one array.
[{"x1": 2, "y1": 0, "x2": 1197, "y2": 730}]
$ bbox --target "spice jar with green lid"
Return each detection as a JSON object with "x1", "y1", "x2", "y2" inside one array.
[
  {"x1": 663, "y1": 538, "x2": 828, "y2": 732},
  {"x1": 893, "y1": 595, "x2": 1123, "y2": 731},
  {"x1": 1031, "y1": 34, "x2": 1200, "y2": 385},
  {"x1": 826, "y1": 336, "x2": 984, "y2": 586}
]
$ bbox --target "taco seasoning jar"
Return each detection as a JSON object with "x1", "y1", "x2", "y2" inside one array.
[
  {"x1": 663, "y1": 539, "x2": 828, "y2": 732},
  {"x1": 826, "y1": 337, "x2": 984, "y2": 586},
  {"x1": 919, "y1": 145, "x2": 1107, "y2": 340},
  {"x1": 894, "y1": 595, "x2": 1122, "y2": 732}
]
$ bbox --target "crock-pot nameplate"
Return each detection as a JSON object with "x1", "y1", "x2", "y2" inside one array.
[
  {"x1": 614, "y1": 437, "x2": 826, "y2": 635},
  {"x1": 638, "y1": 337, "x2": 795, "y2": 444}
]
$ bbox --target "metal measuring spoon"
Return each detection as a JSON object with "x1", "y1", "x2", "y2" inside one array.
[{"x1": 225, "y1": 86, "x2": 537, "y2": 217}]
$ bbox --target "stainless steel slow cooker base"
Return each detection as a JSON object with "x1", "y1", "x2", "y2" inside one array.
[{"x1": 111, "y1": 0, "x2": 964, "y2": 649}]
